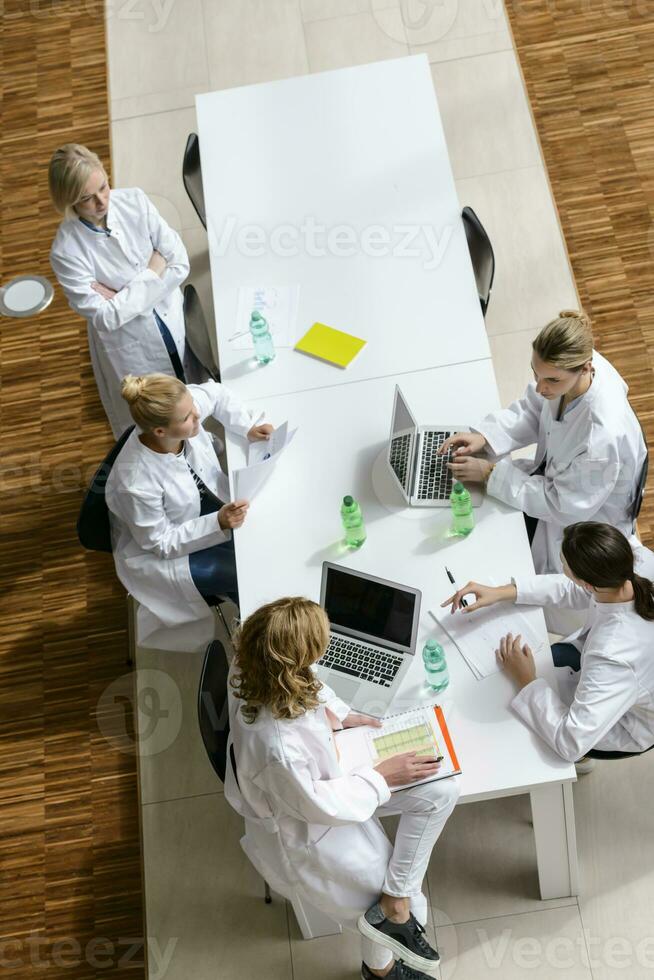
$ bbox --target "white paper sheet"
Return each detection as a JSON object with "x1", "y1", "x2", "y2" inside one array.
[
  {"x1": 232, "y1": 284, "x2": 300, "y2": 349},
  {"x1": 232, "y1": 422, "x2": 297, "y2": 501},
  {"x1": 430, "y1": 601, "x2": 543, "y2": 680}
]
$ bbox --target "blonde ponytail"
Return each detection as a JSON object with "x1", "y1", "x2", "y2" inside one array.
[
  {"x1": 121, "y1": 374, "x2": 187, "y2": 432},
  {"x1": 533, "y1": 310, "x2": 593, "y2": 372}
]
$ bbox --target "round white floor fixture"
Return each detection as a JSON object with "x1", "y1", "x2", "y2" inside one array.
[{"x1": 0, "y1": 275, "x2": 54, "y2": 318}]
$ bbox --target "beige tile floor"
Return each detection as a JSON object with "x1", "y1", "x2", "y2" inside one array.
[{"x1": 109, "y1": 3, "x2": 654, "y2": 978}]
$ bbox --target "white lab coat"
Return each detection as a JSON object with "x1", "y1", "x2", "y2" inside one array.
[
  {"x1": 511, "y1": 574, "x2": 654, "y2": 760},
  {"x1": 50, "y1": 187, "x2": 197, "y2": 438},
  {"x1": 225, "y1": 679, "x2": 395, "y2": 921},
  {"x1": 105, "y1": 381, "x2": 253, "y2": 641},
  {"x1": 476, "y1": 351, "x2": 647, "y2": 574}
]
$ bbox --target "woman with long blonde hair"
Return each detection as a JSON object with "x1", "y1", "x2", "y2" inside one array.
[
  {"x1": 49, "y1": 143, "x2": 204, "y2": 437},
  {"x1": 226, "y1": 597, "x2": 459, "y2": 980},
  {"x1": 441, "y1": 311, "x2": 647, "y2": 579},
  {"x1": 105, "y1": 373, "x2": 272, "y2": 640}
]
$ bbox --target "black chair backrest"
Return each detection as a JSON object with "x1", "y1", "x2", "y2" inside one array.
[
  {"x1": 588, "y1": 742, "x2": 654, "y2": 761},
  {"x1": 197, "y1": 639, "x2": 231, "y2": 784},
  {"x1": 183, "y1": 133, "x2": 206, "y2": 230},
  {"x1": 462, "y1": 205, "x2": 495, "y2": 318},
  {"x1": 77, "y1": 426, "x2": 135, "y2": 553},
  {"x1": 632, "y1": 449, "x2": 649, "y2": 524},
  {"x1": 183, "y1": 284, "x2": 220, "y2": 382}
]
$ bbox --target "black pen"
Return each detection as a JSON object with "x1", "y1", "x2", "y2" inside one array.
[{"x1": 445, "y1": 567, "x2": 468, "y2": 608}]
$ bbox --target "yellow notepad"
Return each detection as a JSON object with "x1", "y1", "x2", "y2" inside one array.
[{"x1": 294, "y1": 322, "x2": 366, "y2": 369}]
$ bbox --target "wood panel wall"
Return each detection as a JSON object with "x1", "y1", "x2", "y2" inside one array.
[
  {"x1": 1, "y1": 1, "x2": 653, "y2": 977},
  {"x1": 506, "y1": 0, "x2": 654, "y2": 543},
  {"x1": 0, "y1": 2, "x2": 144, "y2": 976}
]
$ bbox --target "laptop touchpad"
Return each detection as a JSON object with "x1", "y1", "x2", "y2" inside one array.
[{"x1": 333, "y1": 677, "x2": 362, "y2": 702}]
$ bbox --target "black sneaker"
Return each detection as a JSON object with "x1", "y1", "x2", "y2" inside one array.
[
  {"x1": 357, "y1": 903, "x2": 439, "y2": 974},
  {"x1": 361, "y1": 958, "x2": 436, "y2": 980}
]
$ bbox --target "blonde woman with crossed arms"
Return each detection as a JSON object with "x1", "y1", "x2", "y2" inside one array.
[
  {"x1": 440, "y1": 311, "x2": 647, "y2": 575},
  {"x1": 49, "y1": 143, "x2": 203, "y2": 438}
]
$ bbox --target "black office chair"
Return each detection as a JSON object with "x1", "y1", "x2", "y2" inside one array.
[
  {"x1": 184, "y1": 284, "x2": 220, "y2": 382},
  {"x1": 462, "y1": 206, "x2": 495, "y2": 318},
  {"x1": 632, "y1": 448, "x2": 649, "y2": 527},
  {"x1": 77, "y1": 426, "x2": 135, "y2": 552},
  {"x1": 183, "y1": 133, "x2": 206, "y2": 230},
  {"x1": 197, "y1": 639, "x2": 271, "y2": 903},
  {"x1": 588, "y1": 743, "x2": 654, "y2": 761}
]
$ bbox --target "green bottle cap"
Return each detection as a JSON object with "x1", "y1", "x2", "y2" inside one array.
[
  {"x1": 343, "y1": 495, "x2": 354, "y2": 506},
  {"x1": 453, "y1": 482, "x2": 465, "y2": 493},
  {"x1": 251, "y1": 310, "x2": 263, "y2": 321},
  {"x1": 425, "y1": 639, "x2": 439, "y2": 651}
]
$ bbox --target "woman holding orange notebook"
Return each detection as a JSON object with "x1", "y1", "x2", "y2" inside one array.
[{"x1": 225, "y1": 597, "x2": 459, "y2": 980}]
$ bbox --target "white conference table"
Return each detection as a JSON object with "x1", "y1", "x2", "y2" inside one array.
[
  {"x1": 227, "y1": 361, "x2": 578, "y2": 910},
  {"x1": 196, "y1": 55, "x2": 490, "y2": 402}
]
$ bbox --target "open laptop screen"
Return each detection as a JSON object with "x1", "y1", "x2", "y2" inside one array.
[
  {"x1": 322, "y1": 563, "x2": 420, "y2": 654},
  {"x1": 388, "y1": 386, "x2": 418, "y2": 498}
]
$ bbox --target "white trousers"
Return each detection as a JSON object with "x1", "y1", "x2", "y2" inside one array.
[{"x1": 355, "y1": 777, "x2": 460, "y2": 970}]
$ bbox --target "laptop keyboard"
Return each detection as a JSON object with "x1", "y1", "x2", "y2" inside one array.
[
  {"x1": 320, "y1": 636, "x2": 404, "y2": 688},
  {"x1": 389, "y1": 433, "x2": 412, "y2": 493},
  {"x1": 417, "y1": 430, "x2": 453, "y2": 501}
]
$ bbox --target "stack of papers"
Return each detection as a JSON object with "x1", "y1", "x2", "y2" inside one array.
[
  {"x1": 232, "y1": 285, "x2": 300, "y2": 349},
  {"x1": 232, "y1": 421, "x2": 297, "y2": 501},
  {"x1": 430, "y1": 602, "x2": 543, "y2": 680}
]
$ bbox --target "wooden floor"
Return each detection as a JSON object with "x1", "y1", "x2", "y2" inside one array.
[
  {"x1": 0, "y1": 2, "x2": 144, "y2": 977},
  {"x1": 1, "y1": 1, "x2": 654, "y2": 977},
  {"x1": 506, "y1": 0, "x2": 654, "y2": 543}
]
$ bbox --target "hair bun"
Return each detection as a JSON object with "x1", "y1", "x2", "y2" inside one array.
[
  {"x1": 559, "y1": 309, "x2": 590, "y2": 327},
  {"x1": 121, "y1": 375, "x2": 145, "y2": 404}
]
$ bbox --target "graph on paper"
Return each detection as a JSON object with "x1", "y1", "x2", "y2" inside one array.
[{"x1": 373, "y1": 720, "x2": 440, "y2": 761}]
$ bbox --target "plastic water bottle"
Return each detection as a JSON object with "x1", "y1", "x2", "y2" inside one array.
[
  {"x1": 450, "y1": 481, "x2": 475, "y2": 536},
  {"x1": 250, "y1": 310, "x2": 276, "y2": 365},
  {"x1": 341, "y1": 495, "x2": 366, "y2": 548},
  {"x1": 422, "y1": 639, "x2": 449, "y2": 693}
]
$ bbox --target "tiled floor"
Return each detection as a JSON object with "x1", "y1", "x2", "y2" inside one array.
[{"x1": 108, "y1": 3, "x2": 654, "y2": 979}]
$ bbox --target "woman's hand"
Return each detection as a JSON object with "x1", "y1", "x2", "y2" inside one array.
[
  {"x1": 448, "y1": 455, "x2": 493, "y2": 483},
  {"x1": 496, "y1": 632, "x2": 536, "y2": 689},
  {"x1": 441, "y1": 581, "x2": 517, "y2": 614},
  {"x1": 247, "y1": 423, "x2": 274, "y2": 442},
  {"x1": 148, "y1": 249, "x2": 167, "y2": 277},
  {"x1": 439, "y1": 432, "x2": 487, "y2": 457},
  {"x1": 343, "y1": 711, "x2": 382, "y2": 730},
  {"x1": 218, "y1": 499, "x2": 249, "y2": 531},
  {"x1": 91, "y1": 281, "x2": 117, "y2": 300},
  {"x1": 375, "y1": 751, "x2": 441, "y2": 788}
]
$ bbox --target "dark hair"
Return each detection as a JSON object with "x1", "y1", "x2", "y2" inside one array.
[{"x1": 561, "y1": 522, "x2": 654, "y2": 621}]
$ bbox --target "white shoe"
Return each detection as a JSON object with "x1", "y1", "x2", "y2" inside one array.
[{"x1": 575, "y1": 757, "x2": 596, "y2": 775}]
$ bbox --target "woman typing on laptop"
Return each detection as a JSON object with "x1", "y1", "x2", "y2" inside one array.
[
  {"x1": 226, "y1": 596, "x2": 459, "y2": 980},
  {"x1": 438, "y1": 311, "x2": 646, "y2": 576}
]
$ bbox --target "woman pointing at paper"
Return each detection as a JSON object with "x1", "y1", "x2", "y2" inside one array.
[
  {"x1": 227, "y1": 597, "x2": 459, "y2": 980},
  {"x1": 439, "y1": 311, "x2": 647, "y2": 575},
  {"x1": 442, "y1": 523, "x2": 654, "y2": 768},
  {"x1": 105, "y1": 373, "x2": 272, "y2": 640}
]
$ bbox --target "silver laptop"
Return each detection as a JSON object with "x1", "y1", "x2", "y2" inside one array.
[
  {"x1": 388, "y1": 385, "x2": 483, "y2": 508},
  {"x1": 316, "y1": 562, "x2": 421, "y2": 718}
]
